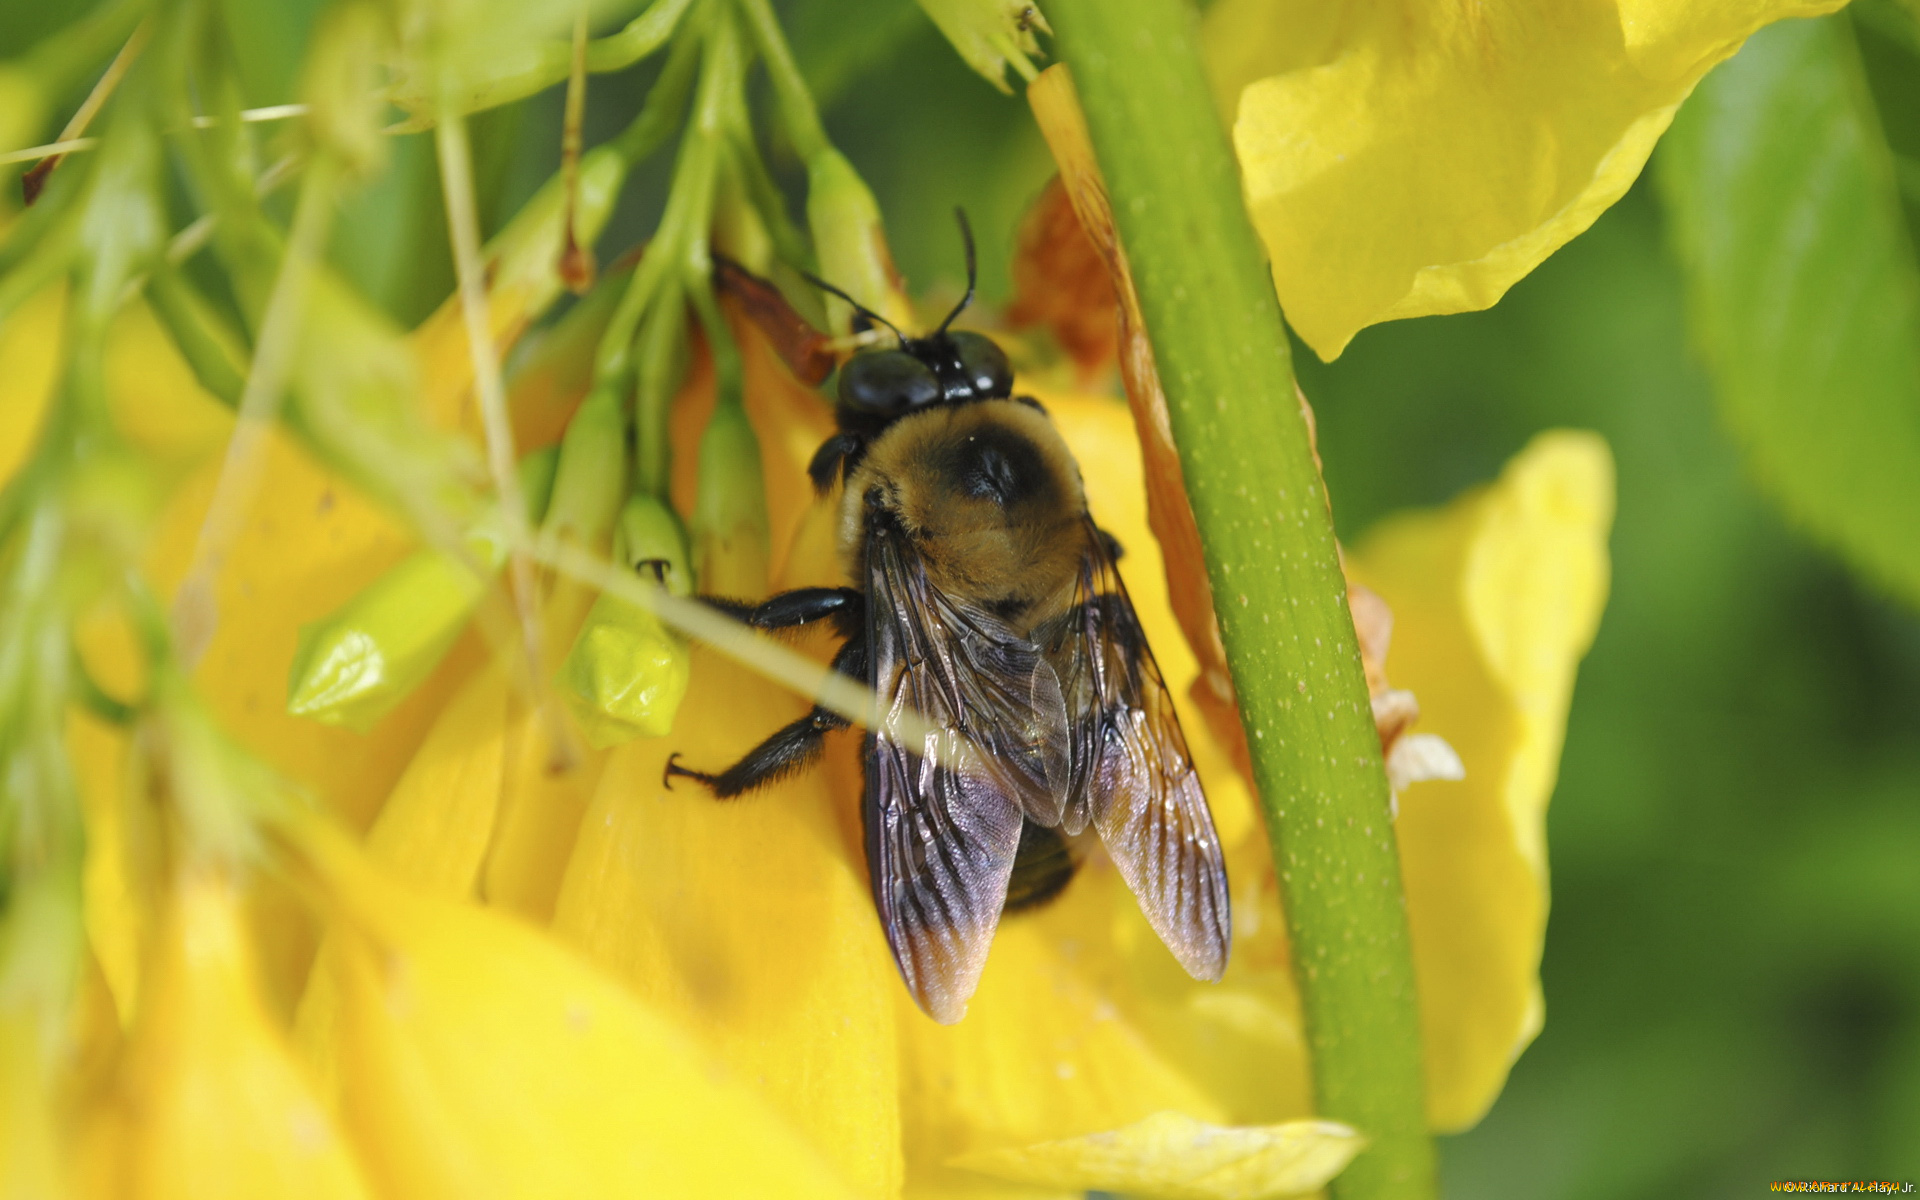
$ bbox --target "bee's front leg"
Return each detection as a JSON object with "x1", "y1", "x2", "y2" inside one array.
[{"x1": 664, "y1": 631, "x2": 870, "y2": 799}]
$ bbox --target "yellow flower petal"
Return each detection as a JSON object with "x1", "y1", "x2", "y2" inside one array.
[
  {"x1": 481, "y1": 578, "x2": 609, "y2": 921},
  {"x1": 92, "y1": 872, "x2": 374, "y2": 1200},
  {"x1": 949, "y1": 1110, "x2": 1362, "y2": 1200},
  {"x1": 294, "y1": 823, "x2": 857, "y2": 1200},
  {"x1": 0, "y1": 1007, "x2": 64, "y2": 1198},
  {"x1": 359, "y1": 660, "x2": 511, "y2": 893},
  {"x1": 1, "y1": 280, "x2": 230, "y2": 481},
  {"x1": 144, "y1": 430, "x2": 475, "y2": 834},
  {"x1": 71, "y1": 710, "x2": 150, "y2": 1027},
  {"x1": 295, "y1": 656, "x2": 511, "y2": 1099},
  {"x1": 1206, "y1": 0, "x2": 1844, "y2": 359},
  {"x1": 899, "y1": 919, "x2": 1227, "y2": 1197},
  {"x1": 104, "y1": 300, "x2": 233, "y2": 463},
  {"x1": 550, "y1": 649, "x2": 905, "y2": 1200},
  {"x1": 1344, "y1": 430, "x2": 1613, "y2": 1130}
]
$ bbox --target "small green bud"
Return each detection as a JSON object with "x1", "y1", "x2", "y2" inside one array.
[
  {"x1": 615, "y1": 493, "x2": 693, "y2": 597},
  {"x1": 915, "y1": 0, "x2": 1049, "y2": 93},
  {"x1": 632, "y1": 295, "x2": 689, "y2": 498},
  {"x1": 558, "y1": 495, "x2": 693, "y2": 747},
  {"x1": 693, "y1": 401, "x2": 769, "y2": 598},
  {"x1": 518, "y1": 443, "x2": 561, "y2": 525},
  {"x1": 805, "y1": 149, "x2": 911, "y2": 336},
  {"x1": 287, "y1": 449, "x2": 555, "y2": 730},
  {"x1": 557, "y1": 593, "x2": 691, "y2": 748},
  {"x1": 542, "y1": 383, "x2": 627, "y2": 547},
  {"x1": 482, "y1": 144, "x2": 631, "y2": 321},
  {"x1": 285, "y1": 548, "x2": 488, "y2": 731},
  {"x1": 506, "y1": 253, "x2": 638, "y2": 436}
]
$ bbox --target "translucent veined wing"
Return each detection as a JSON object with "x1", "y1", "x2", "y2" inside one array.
[
  {"x1": 1041, "y1": 519, "x2": 1231, "y2": 981},
  {"x1": 863, "y1": 511, "x2": 1073, "y2": 1023}
]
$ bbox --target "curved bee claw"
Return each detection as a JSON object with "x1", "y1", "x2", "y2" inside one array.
[{"x1": 663, "y1": 752, "x2": 716, "y2": 791}]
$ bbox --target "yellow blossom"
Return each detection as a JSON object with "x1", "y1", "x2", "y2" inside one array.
[
  {"x1": 1202, "y1": 0, "x2": 1845, "y2": 358},
  {"x1": 546, "y1": 322, "x2": 903, "y2": 1200},
  {"x1": 7, "y1": 152, "x2": 1610, "y2": 1199},
  {"x1": 287, "y1": 818, "x2": 860, "y2": 1200},
  {"x1": 77, "y1": 870, "x2": 373, "y2": 1200}
]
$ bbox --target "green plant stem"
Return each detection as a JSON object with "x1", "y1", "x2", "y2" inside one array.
[
  {"x1": 586, "y1": 0, "x2": 698, "y2": 73},
  {"x1": 594, "y1": 7, "x2": 738, "y2": 497},
  {"x1": 734, "y1": 0, "x2": 828, "y2": 160},
  {"x1": 1045, "y1": 3, "x2": 1436, "y2": 1197}
]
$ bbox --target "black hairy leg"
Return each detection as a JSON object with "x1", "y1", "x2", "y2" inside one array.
[
  {"x1": 665, "y1": 633, "x2": 869, "y2": 799},
  {"x1": 1002, "y1": 819, "x2": 1077, "y2": 914},
  {"x1": 702, "y1": 587, "x2": 861, "y2": 638},
  {"x1": 808, "y1": 433, "x2": 865, "y2": 493}
]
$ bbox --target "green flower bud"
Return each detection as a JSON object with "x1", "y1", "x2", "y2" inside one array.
[
  {"x1": 915, "y1": 0, "x2": 1048, "y2": 93},
  {"x1": 518, "y1": 443, "x2": 561, "y2": 526},
  {"x1": 558, "y1": 495, "x2": 692, "y2": 747},
  {"x1": 632, "y1": 295, "x2": 689, "y2": 498},
  {"x1": 505, "y1": 252, "x2": 638, "y2": 439},
  {"x1": 693, "y1": 400, "x2": 768, "y2": 598},
  {"x1": 541, "y1": 384, "x2": 627, "y2": 548},
  {"x1": 805, "y1": 148, "x2": 911, "y2": 336},
  {"x1": 285, "y1": 546, "x2": 488, "y2": 731},
  {"x1": 484, "y1": 144, "x2": 632, "y2": 323},
  {"x1": 287, "y1": 449, "x2": 555, "y2": 731},
  {"x1": 614, "y1": 492, "x2": 693, "y2": 597}
]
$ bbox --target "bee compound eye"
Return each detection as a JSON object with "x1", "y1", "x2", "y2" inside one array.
[
  {"x1": 949, "y1": 331, "x2": 1013, "y2": 399},
  {"x1": 838, "y1": 350, "x2": 942, "y2": 414}
]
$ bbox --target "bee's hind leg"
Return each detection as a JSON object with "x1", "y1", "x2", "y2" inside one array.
[
  {"x1": 703, "y1": 587, "x2": 861, "y2": 636},
  {"x1": 664, "y1": 633, "x2": 869, "y2": 799}
]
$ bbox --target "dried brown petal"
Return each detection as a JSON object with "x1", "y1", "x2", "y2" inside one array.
[
  {"x1": 1006, "y1": 177, "x2": 1122, "y2": 379},
  {"x1": 714, "y1": 257, "x2": 837, "y2": 387}
]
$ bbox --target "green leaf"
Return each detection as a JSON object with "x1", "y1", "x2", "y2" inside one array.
[{"x1": 1657, "y1": 10, "x2": 1920, "y2": 607}]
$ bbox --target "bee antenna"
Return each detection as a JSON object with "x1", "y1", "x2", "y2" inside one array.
[
  {"x1": 936, "y1": 207, "x2": 977, "y2": 336},
  {"x1": 800, "y1": 270, "x2": 909, "y2": 349}
]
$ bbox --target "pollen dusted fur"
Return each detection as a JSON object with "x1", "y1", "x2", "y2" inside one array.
[{"x1": 840, "y1": 399, "x2": 1089, "y2": 632}]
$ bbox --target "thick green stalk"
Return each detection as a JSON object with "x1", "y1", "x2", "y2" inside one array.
[{"x1": 1045, "y1": 3, "x2": 1436, "y2": 1196}]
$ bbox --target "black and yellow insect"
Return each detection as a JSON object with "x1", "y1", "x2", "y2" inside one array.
[{"x1": 670, "y1": 218, "x2": 1230, "y2": 1023}]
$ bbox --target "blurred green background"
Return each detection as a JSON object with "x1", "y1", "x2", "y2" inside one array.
[{"x1": 6, "y1": 0, "x2": 1915, "y2": 1192}]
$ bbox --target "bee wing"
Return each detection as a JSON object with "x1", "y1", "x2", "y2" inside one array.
[
  {"x1": 864, "y1": 516, "x2": 1073, "y2": 1024},
  {"x1": 1043, "y1": 519, "x2": 1231, "y2": 982}
]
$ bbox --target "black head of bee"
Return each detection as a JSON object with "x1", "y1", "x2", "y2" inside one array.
[{"x1": 812, "y1": 210, "x2": 1014, "y2": 419}]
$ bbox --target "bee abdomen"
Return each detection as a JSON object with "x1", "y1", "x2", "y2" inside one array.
[{"x1": 1002, "y1": 819, "x2": 1076, "y2": 914}]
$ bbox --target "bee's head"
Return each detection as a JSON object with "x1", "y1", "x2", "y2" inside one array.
[
  {"x1": 836, "y1": 331, "x2": 1012, "y2": 414},
  {"x1": 816, "y1": 208, "x2": 1013, "y2": 417}
]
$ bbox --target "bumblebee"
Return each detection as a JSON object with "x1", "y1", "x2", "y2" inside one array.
[{"x1": 669, "y1": 220, "x2": 1230, "y2": 1023}]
